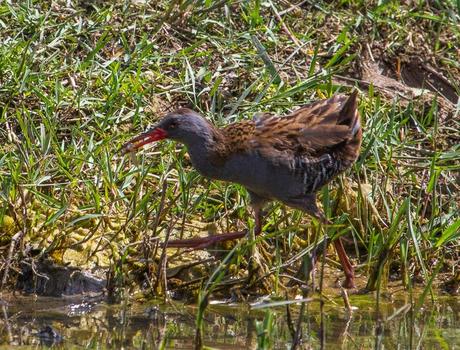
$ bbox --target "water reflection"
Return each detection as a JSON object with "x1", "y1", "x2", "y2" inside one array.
[{"x1": 0, "y1": 294, "x2": 459, "y2": 349}]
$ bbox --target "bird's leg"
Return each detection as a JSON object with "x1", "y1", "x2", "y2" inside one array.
[
  {"x1": 303, "y1": 194, "x2": 355, "y2": 289},
  {"x1": 164, "y1": 195, "x2": 266, "y2": 250},
  {"x1": 333, "y1": 238, "x2": 355, "y2": 289},
  {"x1": 164, "y1": 230, "x2": 248, "y2": 249},
  {"x1": 248, "y1": 191, "x2": 267, "y2": 237},
  {"x1": 254, "y1": 205, "x2": 264, "y2": 237}
]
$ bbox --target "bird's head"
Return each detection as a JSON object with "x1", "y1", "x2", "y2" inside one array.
[{"x1": 122, "y1": 108, "x2": 213, "y2": 153}]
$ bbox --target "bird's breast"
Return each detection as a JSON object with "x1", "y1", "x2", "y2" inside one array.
[
  {"x1": 217, "y1": 154, "x2": 293, "y2": 197},
  {"x1": 189, "y1": 155, "x2": 222, "y2": 179}
]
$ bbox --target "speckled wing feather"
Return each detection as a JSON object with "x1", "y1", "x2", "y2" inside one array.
[
  {"x1": 215, "y1": 92, "x2": 360, "y2": 169},
  {"x1": 249, "y1": 92, "x2": 359, "y2": 163}
]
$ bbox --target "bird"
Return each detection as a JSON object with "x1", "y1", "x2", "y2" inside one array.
[{"x1": 122, "y1": 91, "x2": 362, "y2": 289}]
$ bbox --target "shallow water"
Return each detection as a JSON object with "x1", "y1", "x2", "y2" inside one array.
[{"x1": 0, "y1": 292, "x2": 459, "y2": 349}]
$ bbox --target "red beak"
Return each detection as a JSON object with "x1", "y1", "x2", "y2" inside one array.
[{"x1": 121, "y1": 127, "x2": 167, "y2": 153}]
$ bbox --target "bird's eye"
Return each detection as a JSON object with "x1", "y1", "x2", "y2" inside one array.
[{"x1": 169, "y1": 121, "x2": 177, "y2": 129}]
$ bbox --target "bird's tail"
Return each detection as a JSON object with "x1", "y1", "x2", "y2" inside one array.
[{"x1": 335, "y1": 90, "x2": 362, "y2": 169}]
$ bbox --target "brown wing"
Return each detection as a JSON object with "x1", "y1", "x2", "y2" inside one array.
[
  {"x1": 215, "y1": 92, "x2": 359, "y2": 167},
  {"x1": 252, "y1": 92, "x2": 359, "y2": 159}
]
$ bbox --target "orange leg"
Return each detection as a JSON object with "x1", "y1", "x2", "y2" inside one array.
[
  {"x1": 303, "y1": 194, "x2": 355, "y2": 289},
  {"x1": 333, "y1": 238, "x2": 355, "y2": 289}
]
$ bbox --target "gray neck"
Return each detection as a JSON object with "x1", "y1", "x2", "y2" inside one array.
[{"x1": 182, "y1": 132, "x2": 222, "y2": 179}]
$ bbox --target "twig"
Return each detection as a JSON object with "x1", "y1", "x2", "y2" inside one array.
[
  {"x1": 341, "y1": 286, "x2": 352, "y2": 313},
  {"x1": 151, "y1": 0, "x2": 180, "y2": 36},
  {"x1": 268, "y1": 0, "x2": 304, "y2": 52},
  {"x1": 319, "y1": 237, "x2": 327, "y2": 349},
  {"x1": 153, "y1": 214, "x2": 181, "y2": 297},
  {"x1": 279, "y1": 0, "x2": 310, "y2": 15},
  {"x1": 1, "y1": 185, "x2": 28, "y2": 290},
  {"x1": 2, "y1": 304, "x2": 13, "y2": 344},
  {"x1": 1, "y1": 231, "x2": 25, "y2": 289},
  {"x1": 286, "y1": 294, "x2": 296, "y2": 340},
  {"x1": 192, "y1": 0, "x2": 230, "y2": 16},
  {"x1": 148, "y1": 179, "x2": 169, "y2": 281},
  {"x1": 291, "y1": 291, "x2": 306, "y2": 349}
]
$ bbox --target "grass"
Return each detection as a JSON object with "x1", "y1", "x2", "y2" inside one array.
[{"x1": 0, "y1": 0, "x2": 459, "y2": 320}]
